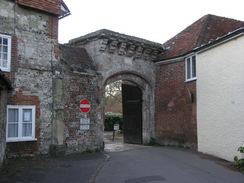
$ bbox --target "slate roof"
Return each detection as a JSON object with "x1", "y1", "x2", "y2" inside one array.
[
  {"x1": 159, "y1": 14, "x2": 244, "y2": 60},
  {"x1": 59, "y1": 44, "x2": 97, "y2": 74}
]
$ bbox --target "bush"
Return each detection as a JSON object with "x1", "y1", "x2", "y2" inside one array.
[
  {"x1": 104, "y1": 115, "x2": 123, "y2": 131},
  {"x1": 234, "y1": 146, "x2": 244, "y2": 172}
]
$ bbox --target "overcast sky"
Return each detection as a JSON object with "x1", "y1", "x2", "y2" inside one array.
[{"x1": 59, "y1": 0, "x2": 244, "y2": 44}]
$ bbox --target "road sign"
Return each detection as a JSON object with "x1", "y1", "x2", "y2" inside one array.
[{"x1": 80, "y1": 99, "x2": 91, "y2": 113}]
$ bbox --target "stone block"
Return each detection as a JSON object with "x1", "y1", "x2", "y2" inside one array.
[{"x1": 49, "y1": 144, "x2": 67, "y2": 157}]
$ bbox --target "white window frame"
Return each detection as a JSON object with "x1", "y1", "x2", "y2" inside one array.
[
  {"x1": 185, "y1": 55, "x2": 196, "y2": 82},
  {"x1": 6, "y1": 105, "x2": 37, "y2": 142},
  {"x1": 0, "y1": 34, "x2": 11, "y2": 72}
]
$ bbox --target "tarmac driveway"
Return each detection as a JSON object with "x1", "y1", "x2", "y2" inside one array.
[
  {"x1": 0, "y1": 139, "x2": 243, "y2": 183},
  {"x1": 94, "y1": 140, "x2": 244, "y2": 183}
]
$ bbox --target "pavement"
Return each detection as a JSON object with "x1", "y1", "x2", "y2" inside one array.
[{"x1": 0, "y1": 134, "x2": 243, "y2": 183}]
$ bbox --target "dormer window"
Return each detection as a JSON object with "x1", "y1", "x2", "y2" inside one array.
[{"x1": 185, "y1": 55, "x2": 196, "y2": 81}]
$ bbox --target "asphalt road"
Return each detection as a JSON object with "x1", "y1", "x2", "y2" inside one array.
[
  {"x1": 94, "y1": 142, "x2": 244, "y2": 183},
  {"x1": 0, "y1": 138, "x2": 243, "y2": 183}
]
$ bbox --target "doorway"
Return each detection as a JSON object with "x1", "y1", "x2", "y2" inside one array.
[
  {"x1": 104, "y1": 80, "x2": 143, "y2": 144},
  {"x1": 122, "y1": 82, "x2": 143, "y2": 144}
]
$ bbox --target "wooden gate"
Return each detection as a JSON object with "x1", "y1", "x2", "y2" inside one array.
[{"x1": 122, "y1": 83, "x2": 142, "y2": 144}]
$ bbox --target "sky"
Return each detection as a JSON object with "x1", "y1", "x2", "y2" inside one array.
[{"x1": 59, "y1": 0, "x2": 244, "y2": 44}]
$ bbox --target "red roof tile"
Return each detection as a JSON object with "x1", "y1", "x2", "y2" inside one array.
[
  {"x1": 159, "y1": 14, "x2": 244, "y2": 60},
  {"x1": 18, "y1": 0, "x2": 62, "y2": 16}
]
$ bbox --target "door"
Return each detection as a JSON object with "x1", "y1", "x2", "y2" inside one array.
[{"x1": 122, "y1": 83, "x2": 142, "y2": 144}]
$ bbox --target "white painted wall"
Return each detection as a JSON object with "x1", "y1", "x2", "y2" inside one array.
[{"x1": 197, "y1": 35, "x2": 244, "y2": 161}]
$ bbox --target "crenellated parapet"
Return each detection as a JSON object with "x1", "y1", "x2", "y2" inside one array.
[{"x1": 69, "y1": 29, "x2": 165, "y2": 61}]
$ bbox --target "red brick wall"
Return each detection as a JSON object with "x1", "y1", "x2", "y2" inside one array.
[
  {"x1": 63, "y1": 71, "x2": 99, "y2": 152},
  {"x1": 6, "y1": 87, "x2": 41, "y2": 156},
  {"x1": 155, "y1": 59, "x2": 197, "y2": 148}
]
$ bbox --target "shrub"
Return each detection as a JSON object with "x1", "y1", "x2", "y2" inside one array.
[
  {"x1": 104, "y1": 115, "x2": 123, "y2": 131},
  {"x1": 234, "y1": 146, "x2": 244, "y2": 172}
]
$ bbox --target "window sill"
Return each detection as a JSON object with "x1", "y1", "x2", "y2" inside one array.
[
  {"x1": 185, "y1": 78, "x2": 197, "y2": 82},
  {"x1": 6, "y1": 138, "x2": 37, "y2": 143},
  {"x1": 0, "y1": 68, "x2": 10, "y2": 72}
]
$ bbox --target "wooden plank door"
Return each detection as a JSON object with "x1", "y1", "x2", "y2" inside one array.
[{"x1": 122, "y1": 83, "x2": 142, "y2": 144}]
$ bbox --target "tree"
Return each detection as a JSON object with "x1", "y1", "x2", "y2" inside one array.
[{"x1": 105, "y1": 80, "x2": 122, "y2": 114}]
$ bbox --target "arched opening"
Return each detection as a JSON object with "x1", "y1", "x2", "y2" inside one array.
[
  {"x1": 103, "y1": 72, "x2": 154, "y2": 146},
  {"x1": 104, "y1": 80, "x2": 143, "y2": 145}
]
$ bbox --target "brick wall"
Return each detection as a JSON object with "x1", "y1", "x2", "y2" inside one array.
[
  {"x1": 155, "y1": 59, "x2": 197, "y2": 148},
  {"x1": 62, "y1": 72, "x2": 101, "y2": 153},
  {"x1": 6, "y1": 87, "x2": 41, "y2": 156}
]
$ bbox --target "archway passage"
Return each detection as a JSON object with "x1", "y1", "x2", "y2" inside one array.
[{"x1": 122, "y1": 82, "x2": 142, "y2": 144}]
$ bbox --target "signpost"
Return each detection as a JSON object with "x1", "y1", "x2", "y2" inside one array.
[{"x1": 80, "y1": 99, "x2": 91, "y2": 130}]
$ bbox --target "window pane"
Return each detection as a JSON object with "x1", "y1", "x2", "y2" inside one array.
[
  {"x1": 8, "y1": 109, "x2": 18, "y2": 122},
  {"x1": 3, "y1": 38, "x2": 8, "y2": 45},
  {"x1": 8, "y1": 124, "x2": 18, "y2": 137},
  {"x1": 3, "y1": 60, "x2": 7, "y2": 67},
  {"x1": 22, "y1": 123, "x2": 32, "y2": 137},
  {"x1": 186, "y1": 58, "x2": 191, "y2": 79},
  {"x1": 22, "y1": 109, "x2": 32, "y2": 137},
  {"x1": 3, "y1": 53, "x2": 7, "y2": 61},
  {"x1": 0, "y1": 38, "x2": 2, "y2": 44},
  {"x1": 192, "y1": 56, "x2": 196, "y2": 77},
  {"x1": 23, "y1": 109, "x2": 32, "y2": 122},
  {"x1": 3, "y1": 46, "x2": 7, "y2": 53}
]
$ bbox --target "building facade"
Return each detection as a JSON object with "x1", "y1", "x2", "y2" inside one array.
[
  {"x1": 1, "y1": 0, "x2": 243, "y2": 165},
  {"x1": 154, "y1": 14, "x2": 244, "y2": 151},
  {"x1": 196, "y1": 29, "x2": 244, "y2": 161},
  {"x1": 0, "y1": 0, "x2": 70, "y2": 161}
]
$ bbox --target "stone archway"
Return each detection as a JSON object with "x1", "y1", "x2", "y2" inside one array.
[{"x1": 69, "y1": 29, "x2": 165, "y2": 144}]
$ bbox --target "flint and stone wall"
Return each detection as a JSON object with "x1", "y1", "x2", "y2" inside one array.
[
  {"x1": 0, "y1": 88, "x2": 9, "y2": 165},
  {"x1": 1, "y1": 0, "x2": 58, "y2": 156}
]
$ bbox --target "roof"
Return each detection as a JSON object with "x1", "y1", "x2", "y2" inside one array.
[
  {"x1": 0, "y1": 69, "x2": 12, "y2": 90},
  {"x1": 158, "y1": 14, "x2": 244, "y2": 61},
  {"x1": 69, "y1": 29, "x2": 165, "y2": 61},
  {"x1": 59, "y1": 44, "x2": 97, "y2": 74},
  {"x1": 194, "y1": 27, "x2": 244, "y2": 52},
  {"x1": 17, "y1": 0, "x2": 70, "y2": 19},
  {"x1": 69, "y1": 29, "x2": 164, "y2": 48}
]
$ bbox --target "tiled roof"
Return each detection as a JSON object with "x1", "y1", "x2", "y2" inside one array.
[
  {"x1": 18, "y1": 0, "x2": 70, "y2": 18},
  {"x1": 59, "y1": 44, "x2": 97, "y2": 74},
  {"x1": 159, "y1": 14, "x2": 244, "y2": 60}
]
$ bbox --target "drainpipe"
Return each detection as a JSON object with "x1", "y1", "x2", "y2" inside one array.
[{"x1": 50, "y1": 16, "x2": 55, "y2": 145}]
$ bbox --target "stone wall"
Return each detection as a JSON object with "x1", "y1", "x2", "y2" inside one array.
[
  {"x1": 155, "y1": 59, "x2": 197, "y2": 148},
  {"x1": 0, "y1": 89, "x2": 8, "y2": 166},
  {"x1": 0, "y1": 70, "x2": 12, "y2": 167},
  {"x1": 0, "y1": 90, "x2": 7, "y2": 166}
]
